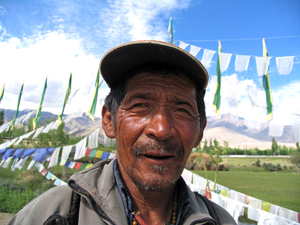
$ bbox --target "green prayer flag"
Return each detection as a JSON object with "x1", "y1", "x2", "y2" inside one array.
[
  {"x1": 168, "y1": 18, "x2": 173, "y2": 44},
  {"x1": 33, "y1": 76, "x2": 48, "y2": 129},
  {"x1": 88, "y1": 68, "x2": 103, "y2": 121},
  {"x1": 213, "y1": 40, "x2": 222, "y2": 117},
  {"x1": 262, "y1": 38, "x2": 273, "y2": 121},
  {"x1": 58, "y1": 73, "x2": 72, "y2": 125},
  {"x1": 11, "y1": 82, "x2": 24, "y2": 129},
  {"x1": 0, "y1": 84, "x2": 4, "y2": 103}
]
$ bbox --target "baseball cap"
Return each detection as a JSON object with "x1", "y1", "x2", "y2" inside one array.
[{"x1": 99, "y1": 40, "x2": 209, "y2": 90}]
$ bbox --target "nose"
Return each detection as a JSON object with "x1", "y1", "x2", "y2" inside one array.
[{"x1": 145, "y1": 108, "x2": 176, "y2": 141}]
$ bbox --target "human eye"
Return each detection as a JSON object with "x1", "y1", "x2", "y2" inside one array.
[
  {"x1": 178, "y1": 108, "x2": 190, "y2": 114},
  {"x1": 133, "y1": 103, "x2": 146, "y2": 108}
]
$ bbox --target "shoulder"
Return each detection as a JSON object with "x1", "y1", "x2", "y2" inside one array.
[
  {"x1": 208, "y1": 200, "x2": 237, "y2": 225},
  {"x1": 193, "y1": 192, "x2": 237, "y2": 225},
  {"x1": 8, "y1": 185, "x2": 73, "y2": 225}
]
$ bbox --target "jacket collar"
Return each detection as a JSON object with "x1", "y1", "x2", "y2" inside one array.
[{"x1": 69, "y1": 158, "x2": 216, "y2": 225}]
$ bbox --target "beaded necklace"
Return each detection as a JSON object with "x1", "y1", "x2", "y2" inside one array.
[{"x1": 132, "y1": 186, "x2": 178, "y2": 225}]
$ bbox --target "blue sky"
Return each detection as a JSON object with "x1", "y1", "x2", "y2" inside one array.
[{"x1": 0, "y1": 0, "x2": 299, "y2": 123}]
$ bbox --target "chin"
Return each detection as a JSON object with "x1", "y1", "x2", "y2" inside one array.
[{"x1": 129, "y1": 165, "x2": 182, "y2": 192}]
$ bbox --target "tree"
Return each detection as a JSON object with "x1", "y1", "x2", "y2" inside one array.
[
  {"x1": 271, "y1": 137, "x2": 278, "y2": 155},
  {"x1": 287, "y1": 151, "x2": 300, "y2": 168},
  {"x1": 203, "y1": 139, "x2": 209, "y2": 153},
  {"x1": 0, "y1": 110, "x2": 4, "y2": 126}
]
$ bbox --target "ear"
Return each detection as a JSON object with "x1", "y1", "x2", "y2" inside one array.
[
  {"x1": 102, "y1": 105, "x2": 116, "y2": 138},
  {"x1": 193, "y1": 117, "x2": 207, "y2": 148}
]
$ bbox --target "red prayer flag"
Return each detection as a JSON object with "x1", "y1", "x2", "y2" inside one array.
[
  {"x1": 85, "y1": 148, "x2": 92, "y2": 156},
  {"x1": 74, "y1": 162, "x2": 82, "y2": 170}
]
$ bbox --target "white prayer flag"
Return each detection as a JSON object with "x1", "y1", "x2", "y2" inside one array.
[
  {"x1": 42, "y1": 121, "x2": 54, "y2": 133},
  {"x1": 201, "y1": 49, "x2": 216, "y2": 68},
  {"x1": 27, "y1": 159, "x2": 36, "y2": 170},
  {"x1": 268, "y1": 121, "x2": 284, "y2": 137},
  {"x1": 32, "y1": 126, "x2": 45, "y2": 139},
  {"x1": 50, "y1": 120, "x2": 60, "y2": 130},
  {"x1": 189, "y1": 45, "x2": 201, "y2": 57},
  {"x1": 5, "y1": 137, "x2": 18, "y2": 148},
  {"x1": 108, "y1": 153, "x2": 116, "y2": 159},
  {"x1": 21, "y1": 110, "x2": 36, "y2": 124},
  {"x1": 0, "y1": 121, "x2": 12, "y2": 134},
  {"x1": 255, "y1": 56, "x2": 271, "y2": 76},
  {"x1": 235, "y1": 55, "x2": 250, "y2": 72},
  {"x1": 291, "y1": 114, "x2": 300, "y2": 142},
  {"x1": 2, "y1": 157, "x2": 13, "y2": 168},
  {"x1": 276, "y1": 56, "x2": 294, "y2": 75},
  {"x1": 179, "y1": 41, "x2": 189, "y2": 50},
  {"x1": 247, "y1": 86, "x2": 266, "y2": 107},
  {"x1": 74, "y1": 137, "x2": 87, "y2": 160},
  {"x1": 14, "y1": 114, "x2": 27, "y2": 126},
  {"x1": 15, "y1": 156, "x2": 28, "y2": 170},
  {"x1": 68, "y1": 161, "x2": 76, "y2": 169},
  {"x1": 245, "y1": 120, "x2": 261, "y2": 131},
  {"x1": 60, "y1": 145, "x2": 73, "y2": 166},
  {"x1": 88, "y1": 128, "x2": 100, "y2": 149},
  {"x1": 15, "y1": 130, "x2": 35, "y2": 146},
  {"x1": 11, "y1": 158, "x2": 19, "y2": 171},
  {"x1": 48, "y1": 147, "x2": 61, "y2": 168},
  {"x1": 219, "y1": 52, "x2": 232, "y2": 73},
  {"x1": 181, "y1": 169, "x2": 193, "y2": 184}
]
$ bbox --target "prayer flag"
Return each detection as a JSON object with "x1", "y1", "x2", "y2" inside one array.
[
  {"x1": 100, "y1": 151, "x2": 109, "y2": 160},
  {"x1": 212, "y1": 40, "x2": 222, "y2": 117},
  {"x1": 95, "y1": 150, "x2": 103, "y2": 158},
  {"x1": 45, "y1": 172, "x2": 53, "y2": 180},
  {"x1": 85, "y1": 148, "x2": 92, "y2": 156},
  {"x1": 11, "y1": 82, "x2": 24, "y2": 129},
  {"x1": 262, "y1": 38, "x2": 273, "y2": 121},
  {"x1": 74, "y1": 162, "x2": 82, "y2": 170},
  {"x1": 88, "y1": 68, "x2": 103, "y2": 121},
  {"x1": 58, "y1": 73, "x2": 72, "y2": 125},
  {"x1": 89, "y1": 149, "x2": 98, "y2": 158},
  {"x1": 80, "y1": 163, "x2": 87, "y2": 170},
  {"x1": 179, "y1": 41, "x2": 189, "y2": 50},
  {"x1": 33, "y1": 76, "x2": 47, "y2": 129},
  {"x1": 85, "y1": 163, "x2": 93, "y2": 169},
  {"x1": 0, "y1": 84, "x2": 4, "y2": 103},
  {"x1": 168, "y1": 18, "x2": 173, "y2": 44}
]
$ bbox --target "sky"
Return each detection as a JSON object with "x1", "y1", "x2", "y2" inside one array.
[{"x1": 0, "y1": 0, "x2": 299, "y2": 124}]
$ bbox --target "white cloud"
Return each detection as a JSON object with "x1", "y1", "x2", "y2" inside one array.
[
  {"x1": 100, "y1": 0, "x2": 191, "y2": 45},
  {"x1": 0, "y1": 32, "x2": 99, "y2": 113},
  {"x1": 0, "y1": 0, "x2": 191, "y2": 115}
]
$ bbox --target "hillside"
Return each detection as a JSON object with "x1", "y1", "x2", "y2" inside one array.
[{"x1": 0, "y1": 109, "x2": 297, "y2": 149}]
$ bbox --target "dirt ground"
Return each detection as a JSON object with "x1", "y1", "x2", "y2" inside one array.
[{"x1": 0, "y1": 213, "x2": 14, "y2": 225}]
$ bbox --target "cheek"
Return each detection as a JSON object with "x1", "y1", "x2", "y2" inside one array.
[
  {"x1": 116, "y1": 114, "x2": 148, "y2": 147},
  {"x1": 178, "y1": 122, "x2": 201, "y2": 149}
]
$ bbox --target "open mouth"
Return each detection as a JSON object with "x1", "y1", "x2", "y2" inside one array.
[{"x1": 143, "y1": 154, "x2": 175, "y2": 162}]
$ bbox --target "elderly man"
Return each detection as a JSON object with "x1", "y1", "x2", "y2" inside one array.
[{"x1": 9, "y1": 41, "x2": 236, "y2": 225}]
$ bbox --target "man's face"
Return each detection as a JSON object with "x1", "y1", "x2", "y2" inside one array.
[{"x1": 110, "y1": 72, "x2": 205, "y2": 191}]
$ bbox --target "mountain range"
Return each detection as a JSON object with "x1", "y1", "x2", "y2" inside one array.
[{"x1": 1, "y1": 109, "x2": 296, "y2": 150}]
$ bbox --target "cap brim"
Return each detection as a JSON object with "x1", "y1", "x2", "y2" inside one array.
[{"x1": 100, "y1": 40, "x2": 209, "y2": 90}]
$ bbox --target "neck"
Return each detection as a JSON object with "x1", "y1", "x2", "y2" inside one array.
[{"x1": 124, "y1": 176, "x2": 176, "y2": 225}]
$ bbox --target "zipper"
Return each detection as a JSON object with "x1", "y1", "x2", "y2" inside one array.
[{"x1": 69, "y1": 180, "x2": 116, "y2": 225}]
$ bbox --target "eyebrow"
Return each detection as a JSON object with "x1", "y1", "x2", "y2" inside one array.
[
  {"x1": 173, "y1": 96, "x2": 195, "y2": 107},
  {"x1": 126, "y1": 92, "x2": 154, "y2": 102}
]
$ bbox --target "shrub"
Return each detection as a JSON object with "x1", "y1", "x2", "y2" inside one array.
[{"x1": 0, "y1": 185, "x2": 37, "y2": 213}]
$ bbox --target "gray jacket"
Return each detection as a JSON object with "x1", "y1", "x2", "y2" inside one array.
[{"x1": 9, "y1": 159, "x2": 236, "y2": 225}]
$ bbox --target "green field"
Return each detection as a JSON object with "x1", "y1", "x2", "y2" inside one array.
[
  {"x1": 0, "y1": 157, "x2": 299, "y2": 215},
  {"x1": 223, "y1": 157, "x2": 295, "y2": 168},
  {"x1": 193, "y1": 170, "x2": 300, "y2": 213}
]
